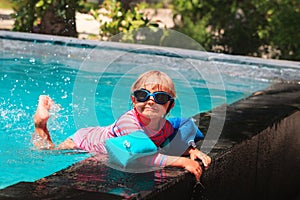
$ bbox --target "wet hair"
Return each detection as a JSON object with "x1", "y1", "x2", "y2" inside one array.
[{"x1": 131, "y1": 70, "x2": 176, "y2": 98}]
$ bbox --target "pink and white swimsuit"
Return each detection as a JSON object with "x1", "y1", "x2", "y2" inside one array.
[{"x1": 71, "y1": 108, "x2": 174, "y2": 167}]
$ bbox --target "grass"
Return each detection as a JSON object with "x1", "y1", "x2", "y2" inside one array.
[{"x1": 0, "y1": 0, "x2": 13, "y2": 9}]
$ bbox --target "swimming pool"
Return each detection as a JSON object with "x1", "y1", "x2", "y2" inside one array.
[{"x1": 1, "y1": 31, "x2": 299, "y2": 190}]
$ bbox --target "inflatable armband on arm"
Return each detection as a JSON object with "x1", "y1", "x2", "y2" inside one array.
[
  {"x1": 105, "y1": 131, "x2": 157, "y2": 168},
  {"x1": 160, "y1": 118, "x2": 204, "y2": 155}
]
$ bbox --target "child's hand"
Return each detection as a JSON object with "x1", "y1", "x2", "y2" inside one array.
[
  {"x1": 183, "y1": 158, "x2": 203, "y2": 181},
  {"x1": 188, "y1": 148, "x2": 211, "y2": 170}
]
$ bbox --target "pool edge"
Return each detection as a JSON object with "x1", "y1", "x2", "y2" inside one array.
[{"x1": 1, "y1": 30, "x2": 300, "y2": 70}]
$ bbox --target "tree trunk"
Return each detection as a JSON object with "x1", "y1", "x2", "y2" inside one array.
[
  {"x1": 118, "y1": 0, "x2": 136, "y2": 11},
  {"x1": 65, "y1": 0, "x2": 78, "y2": 37},
  {"x1": 39, "y1": 0, "x2": 77, "y2": 37}
]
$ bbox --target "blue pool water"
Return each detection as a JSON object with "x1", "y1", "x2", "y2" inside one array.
[{"x1": 1, "y1": 34, "x2": 294, "y2": 189}]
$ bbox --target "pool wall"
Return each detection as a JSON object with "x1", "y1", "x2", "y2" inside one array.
[
  {"x1": 194, "y1": 82, "x2": 300, "y2": 200},
  {"x1": 0, "y1": 31, "x2": 300, "y2": 200}
]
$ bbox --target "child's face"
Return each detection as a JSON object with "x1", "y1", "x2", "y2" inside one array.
[{"x1": 131, "y1": 84, "x2": 174, "y2": 120}]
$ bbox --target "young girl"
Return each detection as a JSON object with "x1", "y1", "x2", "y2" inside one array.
[{"x1": 33, "y1": 70, "x2": 211, "y2": 181}]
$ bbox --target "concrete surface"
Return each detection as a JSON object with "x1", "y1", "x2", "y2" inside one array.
[{"x1": 0, "y1": 9, "x2": 14, "y2": 30}]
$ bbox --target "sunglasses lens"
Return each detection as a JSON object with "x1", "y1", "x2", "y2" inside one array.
[
  {"x1": 133, "y1": 90, "x2": 148, "y2": 102},
  {"x1": 154, "y1": 93, "x2": 170, "y2": 104}
]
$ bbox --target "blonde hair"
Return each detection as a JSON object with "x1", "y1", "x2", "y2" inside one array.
[{"x1": 131, "y1": 70, "x2": 176, "y2": 98}]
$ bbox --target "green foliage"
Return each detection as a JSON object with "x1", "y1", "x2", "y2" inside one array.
[
  {"x1": 77, "y1": 1, "x2": 101, "y2": 14},
  {"x1": 263, "y1": 0, "x2": 300, "y2": 60},
  {"x1": 10, "y1": 0, "x2": 38, "y2": 32},
  {"x1": 10, "y1": 0, "x2": 82, "y2": 36},
  {"x1": 34, "y1": 0, "x2": 68, "y2": 19},
  {"x1": 172, "y1": 0, "x2": 300, "y2": 61},
  {"x1": 8, "y1": 0, "x2": 299, "y2": 60},
  {"x1": 94, "y1": 0, "x2": 159, "y2": 42}
]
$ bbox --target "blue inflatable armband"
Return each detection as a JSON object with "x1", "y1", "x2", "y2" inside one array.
[
  {"x1": 160, "y1": 118, "x2": 204, "y2": 155},
  {"x1": 105, "y1": 131, "x2": 157, "y2": 167}
]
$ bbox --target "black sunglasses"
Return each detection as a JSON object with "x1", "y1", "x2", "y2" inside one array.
[{"x1": 133, "y1": 89, "x2": 174, "y2": 105}]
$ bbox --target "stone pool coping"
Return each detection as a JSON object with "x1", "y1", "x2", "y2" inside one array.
[
  {"x1": 0, "y1": 81, "x2": 299, "y2": 200},
  {"x1": 1, "y1": 30, "x2": 300, "y2": 70}
]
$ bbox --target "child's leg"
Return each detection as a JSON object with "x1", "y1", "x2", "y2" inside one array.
[
  {"x1": 32, "y1": 95, "x2": 77, "y2": 150},
  {"x1": 32, "y1": 95, "x2": 55, "y2": 149},
  {"x1": 57, "y1": 138, "x2": 77, "y2": 150}
]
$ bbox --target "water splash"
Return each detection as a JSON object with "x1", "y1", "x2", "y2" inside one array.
[{"x1": 49, "y1": 103, "x2": 62, "y2": 131}]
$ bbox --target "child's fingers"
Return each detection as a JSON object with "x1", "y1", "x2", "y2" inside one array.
[
  {"x1": 194, "y1": 171, "x2": 201, "y2": 181},
  {"x1": 195, "y1": 152, "x2": 211, "y2": 170},
  {"x1": 185, "y1": 159, "x2": 202, "y2": 181},
  {"x1": 192, "y1": 166, "x2": 202, "y2": 181},
  {"x1": 202, "y1": 156, "x2": 212, "y2": 170},
  {"x1": 190, "y1": 154, "x2": 197, "y2": 161}
]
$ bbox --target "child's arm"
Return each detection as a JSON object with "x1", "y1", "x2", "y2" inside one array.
[{"x1": 137, "y1": 151, "x2": 210, "y2": 181}]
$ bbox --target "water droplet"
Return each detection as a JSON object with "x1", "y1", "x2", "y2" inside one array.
[
  {"x1": 61, "y1": 93, "x2": 68, "y2": 99},
  {"x1": 29, "y1": 58, "x2": 35, "y2": 63}
]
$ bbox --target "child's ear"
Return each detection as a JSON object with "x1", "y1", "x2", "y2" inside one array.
[
  {"x1": 170, "y1": 101, "x2": 175, "y2": 110},
  {"x1": 169, "y1": 99, "x2": 175, "y2": 109},
  {"x1": 131, "y1": 96, "x2": 136, "y2": 105},
  {"x1": 170, "y1": 101, "x2": 175, "y2": 109}
]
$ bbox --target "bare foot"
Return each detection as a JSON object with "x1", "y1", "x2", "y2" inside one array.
[
  {"x1": 34, "y1": 95, "x2": 53, "y2": 128},
  {"x1": 32, "y1": 95, "x2": 55, "y2": 149}
]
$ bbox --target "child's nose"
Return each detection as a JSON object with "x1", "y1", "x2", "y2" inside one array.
[{"x1": 147, "y1": 96, "x2": 155, "y2": 103}]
